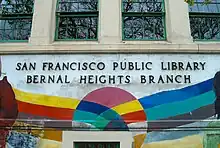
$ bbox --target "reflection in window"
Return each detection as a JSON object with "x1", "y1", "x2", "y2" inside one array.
[
  {"x1": 56, "y1": 0, "x2": 98, "y2": 40},
  {"x1": 122, "y1": 0, "x2": 166, "y2": 40},
  {"x1": 0, "y1": 0, "x2": 34, "y2": 41},
  {"x1": 189, "y1": 0, "x2": 220, "y2": 40}
]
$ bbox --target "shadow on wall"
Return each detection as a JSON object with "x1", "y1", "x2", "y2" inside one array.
[{"x1": 213, "y1": 71, "x2": 220, "y2": 119}]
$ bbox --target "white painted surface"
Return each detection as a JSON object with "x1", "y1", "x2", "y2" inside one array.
[
  {"x1": 62, "y1": 131, "x2": 133, "y2": 148},
  {"x1": 0, "y1": 54, "x2": 218, "y2": 100}
]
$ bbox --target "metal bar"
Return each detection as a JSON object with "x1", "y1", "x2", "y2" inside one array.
[
  {"x1": 0, "y1": 15, "x2": 32, "y2": 19},
  {"x1": 189, "y1": 12, "x2": 220, "y2": 16},
  {"x1": 122, "y1": 12, "x2": 164, "y2": 16},
  {"x1": 56, "y1": 12, "x2": 98, "y2": 16}
]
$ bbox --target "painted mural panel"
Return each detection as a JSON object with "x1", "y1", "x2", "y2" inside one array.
[{"x1": 0, "y1": 54, "x2": 219, "y2": 148}]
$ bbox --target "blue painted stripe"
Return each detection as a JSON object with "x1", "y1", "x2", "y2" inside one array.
[
  {"x1": 76, "y1": 101, "x2": 109, "y2": 115},
  {"x1": 146, "y1": 90, "x2": 215, "y2": 120},
  {"x1": 139, "y1": 78, "x2": 213, "y2": 109}
]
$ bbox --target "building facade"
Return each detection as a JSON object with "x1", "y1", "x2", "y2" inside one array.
[{"x1": 0, "y1": 0, "x2": 220, "y2": 148}]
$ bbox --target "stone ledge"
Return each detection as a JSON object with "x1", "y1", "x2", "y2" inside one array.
[
  {"x1": 0, "y1": 43, "x2": 197, "y2": 54},
  {"x1": 0, "y1": 43, "x2": 219, "y2": 54}
]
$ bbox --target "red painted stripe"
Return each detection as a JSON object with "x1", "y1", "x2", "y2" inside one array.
[
  {"x1": 122, "y1": 110, "x2": 146, "y2": 124},
  {"x1": 17, "y1": 100, "x2": 74, "y2": 120}
]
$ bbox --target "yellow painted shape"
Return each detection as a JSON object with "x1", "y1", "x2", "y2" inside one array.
[
  {"x1": 218, "y1": 144, "x2": 220, "y2": 148},
  {"x1": 142, "y1": 135, "x2": 203, "y2": 148},
  {"x1": 13, "y1": 88, "x2": 80, "y2": 109},
  {"x1": 13, "y1": 121, "x2": 36, "y2": 127},
  {"x1": 37, "y1": 139, "x2": 61, "y2": 148},
  {"x1": 133, "y1": 134, "x2": 146, "y2": 148},
  {"x1": 112, "y1": 100, "x2": 143, "y2": 115}
]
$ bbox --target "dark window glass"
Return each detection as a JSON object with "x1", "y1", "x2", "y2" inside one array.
[
  {"x1": 189, "y1": 0, "x2": 220, "y2": 40},
  {"x1": 56, "y1": 0, "x2": 98, "y2": 40},
  {"x1": 122, "y1": 0, "x2": 165, "y2": 40},
  {"x1": 75, "y1": 142, "x2": 120, "y2": 148},
  {"x1": 0, "y1": 0, "x2": 34, "y2": 41}
]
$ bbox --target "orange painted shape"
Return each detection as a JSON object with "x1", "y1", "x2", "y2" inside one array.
[
  {"x1": 17, "y1": 100, "x2": 74, "y2": 120},
  {"x1": 122, "y1": 110, "x2": 146, "y2": 124},
  {"x1": 133, "y1": 134, "x2": 146, "y2": 148},
  {"x1": 43, "y1": 130, "x2": 62, "y2": 142}
]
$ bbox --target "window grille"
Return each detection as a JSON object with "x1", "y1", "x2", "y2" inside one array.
[
  {"x1": 0, "y1": 0, "x2": 34, "y2": 42},
  {"x1": 55, "y1": 0, "x2": 99, "y2": 41},
  {"x1": 122, "y1": 0, "x2": 166, "y2": 40},
  {"x1": 189, "y1": 0, "x2": 220, "y2": 40}
]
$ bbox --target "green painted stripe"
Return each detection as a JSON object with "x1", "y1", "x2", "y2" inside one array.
[
  {"x1": 94, "y1": 116, "x2": 110, "y2": 129},
  {"x1": 146, "y1": 91, "x2": 215, "y2": 120},
  {"x1": 99, "y1": 109, "x2": 121, "y2": 120},
  {"x1": 73, "y1": 110, "x2": 99, "y2": 125},
  {"x1": 74, "y1": 110, "x2": 111, "y2": 129}
]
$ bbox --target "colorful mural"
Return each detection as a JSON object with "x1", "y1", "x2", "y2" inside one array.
[
  {"x1": 0, "y1": 54, "x2": 219, "y2": 148},
  {"x1": 0, "y1": 76, "x2": 18, "y2": 148}
]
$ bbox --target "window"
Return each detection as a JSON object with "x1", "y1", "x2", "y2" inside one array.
[
  {"x1": 122, "y1": 0, "x2": 166, "y2": 40},
  {"x1": 74, "y1": 142, "x2": 120, "y2": 148},
  {"x1": 189, "y1": 0, "x2": 220, "y2": 41},
  {"x1": 0, "y1": 0, "x2": 34, "y2": 42},
  {"x1": 56, "y1": 0, "x2": 98, "y2": 41}
]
